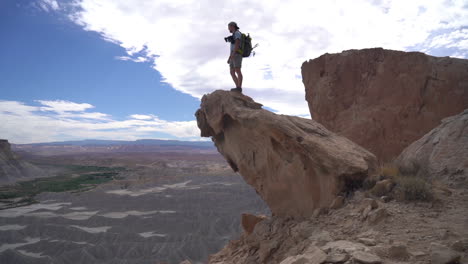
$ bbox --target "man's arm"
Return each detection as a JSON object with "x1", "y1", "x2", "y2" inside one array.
[
  {"x1": 232, "y1": 39, "x2": 240, "y2": 56},
  {"x1": 229, "y1": 39, "x2": 240, "y2": 62}
]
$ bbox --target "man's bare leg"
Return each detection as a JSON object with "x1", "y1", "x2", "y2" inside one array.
[
  {"x1": 235, "y1": 68, "x2": 243, "y2": 88},
  {"x1": 230, "y1": 68, "x2": 239, "y2": 88}
]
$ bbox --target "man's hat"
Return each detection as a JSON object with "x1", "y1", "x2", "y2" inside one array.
[{"x1": 228, "y1": 21, "x2": 239, "y2": 30}]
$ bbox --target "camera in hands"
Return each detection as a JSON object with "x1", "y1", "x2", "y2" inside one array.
[{"x1": 224, "y1": 35, "x2": 234, "y2": 43}]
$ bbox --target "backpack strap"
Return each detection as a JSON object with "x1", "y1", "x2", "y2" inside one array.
[{"x1": 236, "y1": 32, "x2": 244, "y2": 55}]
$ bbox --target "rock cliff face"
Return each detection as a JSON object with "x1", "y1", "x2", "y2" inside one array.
[
  {"x1": 195, "y1": 90, "x2": 377, "y2": 219},
  {"x1": 302, "y1": 48, "x2": 468, "y2": 161},
  {"x1": 194, "y1": 49, "x2": 468, "y2": 264},
  {"x1": 396, "y1": 109, "x2": 468, "y2": 184},
  {"x1": 0, "y1": 139, "x2": 43, "y2": 183}
]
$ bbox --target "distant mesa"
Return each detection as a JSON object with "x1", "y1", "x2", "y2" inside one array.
[
  {"x1": 19, "y1": 139, "x2": 214, "y2": 147},
  {"x1": 302, "y1": 48, "x2": 468, "y2": 161},
  {"x1": 195, "y1": 90, "x2": 377, "y2": 219},
  {"x1": 12, "y1": 139, "x2": 217, "y2": 157},
  {"x1": 0, "y1": 139, "x2": 44, "y2": 183},
  {"x1": 0, "y1": 139, "x2": 10, "y2": 151}
]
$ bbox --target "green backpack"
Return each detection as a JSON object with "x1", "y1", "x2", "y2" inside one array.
[{"x1": 239, "y1": 33, "x2": 253, "y2": 57}]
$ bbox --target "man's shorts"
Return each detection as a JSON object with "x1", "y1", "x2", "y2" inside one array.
[{"x1": 230, "y1": 53, "x2": 243, "y2": 68}]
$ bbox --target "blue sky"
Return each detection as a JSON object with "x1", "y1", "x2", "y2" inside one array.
[
  {"x1": 0, "y1": 0, "x2": 199, "y2": 121},
  {"x1": 0, "y1": 0, "x2": 466, "y2": 143}
]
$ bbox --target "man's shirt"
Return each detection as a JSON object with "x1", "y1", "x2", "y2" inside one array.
[{"x1": 230, "y1": 30, "x2": 242, "y2": 53}]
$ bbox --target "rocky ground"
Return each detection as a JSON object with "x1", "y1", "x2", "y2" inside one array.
[{"x1": 209, "y1": 181, "x2": 468, "y2": 264}]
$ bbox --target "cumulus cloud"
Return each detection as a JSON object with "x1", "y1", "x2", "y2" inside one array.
[
  {"x1": 427, "y1": 28, "x2": 468, "y2": 50},
  {"x1": 56, "y1": 0, "x2": 468, "y2": 116},
  {"x1": 130, "y1": 114, "x2": 154, "y2": 120},
  {"x1": 115, "y1": 56, "x2": 148, "y2": 63},
  {"x1": 38, "y1": 0, "x2": 60, "y2": 12},
  {"x1": 0, "y1": 100, "x2": 200, "y2": 144},
  {"x1": 34, "y1": 100, "x2": 110, "y2": 120},
  {"x1": 37, "y1": 100, "x2": 94, "y2": 113}
]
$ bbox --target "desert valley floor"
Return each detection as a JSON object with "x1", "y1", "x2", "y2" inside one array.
[{"x1": 0, "y1": 142, "x2": 269, "y2": 264}]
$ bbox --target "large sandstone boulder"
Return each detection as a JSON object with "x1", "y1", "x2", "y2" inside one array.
[
  {"x1": 301, "y1": 48, "x2": 468, "y2": 161},
  {"x1": 396, "y1": 109, "x2": 468, "y2": 183},
  {"x1": 195, "y1": 90, "x2": 377, "y2": 219},
  {"x1": 241, "y1": 213, "x2": 267, "y2": 234}
]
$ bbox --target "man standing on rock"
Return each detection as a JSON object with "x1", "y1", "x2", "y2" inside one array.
[{"x1": 227, "y1": 21, "x2": 243, "y2": 93}]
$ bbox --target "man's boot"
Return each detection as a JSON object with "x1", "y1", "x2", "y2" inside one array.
[{"x1": 230, "y1": 87, "x2": 242, "y2": 93}]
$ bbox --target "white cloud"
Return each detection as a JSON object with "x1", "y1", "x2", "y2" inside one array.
[
  {"x1": 37, "y1": 100, "x2": 94, "y2": 113},
  {"x1": 58, "y1": 0, "x2": 467, "y2": 116},
  {"x1": 33, "y1": 100, "x2": 111, "y2": 120},
  {"x1": 130, "y1": 114, "x2": 153, "y2": 120},
  {"x1": 0, "y1": 100, "x2": 200, "y2": 144},
  {"x1": 115, "y1": 56, "x2": 148, "y2": 63},
  {"x1": 73, "y1": 112, "x2": 110, "y2": 120},
  {"x1": 38, "y1": 0, "x2": 60, "y2": 12},
  {"x1": 451, "y1": 51, "x2": 468, "y2": 59},
  {"x1": 427, "y1": 28, "x2": 468, "y2": 50}
]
